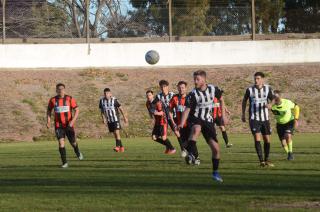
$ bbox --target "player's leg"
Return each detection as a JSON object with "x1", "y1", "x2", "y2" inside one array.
[
  {"x1": 169, "y1": 119, "x2": 184, "y2": 152},
  {"x1": 277, "y1": 123, "x2": 289, "y2": 155},
  {"x1": 179, "y1": 127, "x2": 189, "y2": 158},
  {"x1": 185, "y1": 124, "x2": 201, "y2": 165},
  {"x1": 66, "y1": 126, "x2": 83, "y2": 160},
  {"x1": 202, "y1": 122, "x2": 222, "y2": 182},
  {"x1": 113, "y1": 129, "x2": 123, "y2": 152},
  {"x1": 162, "y1": 124, "x2": 176, "y2": 154},
  {"x1": 56, "y1": 128, "x2": 68, "y2": 168},
  {"x1": 219, "y1": 125, "x2": 232, "y2": 148},
  {"x1": 262, "y1": 121, "x2": 273, "y2": 167},
  {"x1": 286, "y1": 133, "x2": 294, "y2": 160},
  {"x1": 250, "y1": 120, "x2": 264, "y2": 166}
]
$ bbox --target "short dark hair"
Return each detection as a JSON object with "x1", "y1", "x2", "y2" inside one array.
[
  {"x1": 146, "y1": 90, "x2": 153, "y2": 95},
  {"x1": 254, "y1": 72, "x2": 265, "y2": 78},
  {"x1": 159, "y1": 80, "x2": 169, "y2": 87},
  {"x1": 56, "y1": 83, "x2": 65, "y2": 89},
  {"x1": 273, "y1": 90, "x2": 281, "y2": 97},
  {"x1": 193, "y1": 70, "x2": 206, "y2": 78},
  {"x1": 177, "y1": 81, "x2": 187, "y2": 86},
  {"x1": 104, "y1": 88, "x2": 111, "y2": 93}
]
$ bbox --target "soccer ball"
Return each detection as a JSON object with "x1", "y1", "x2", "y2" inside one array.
[{"x1": 145, "y1": 50, "x2": 160, "y2": 65}]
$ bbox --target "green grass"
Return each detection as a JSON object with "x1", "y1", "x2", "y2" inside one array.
[{"x1": 0, "y1": 134, "x2": 319, "y2": 211}]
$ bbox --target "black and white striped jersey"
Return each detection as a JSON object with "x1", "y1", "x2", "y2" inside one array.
[
  {"x1": 186, "y1": 84, "x2": 223, "y2": 123},
  {"x1": 155, "y1": 91, "x2": 176, "y2": 118},
  {"x1": 244, "y1": 85, "x2": 274, "y2": 121},
  {"x1": 99, "y1": 97, "x2": 121, "y2": 123}
]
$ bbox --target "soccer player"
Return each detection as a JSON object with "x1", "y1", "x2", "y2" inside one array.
[
  {"x1": 155, "y1": 80, "x2": 184, "y2": 156},
  {"x1": 179, "y1": 70, "x2": 225, "y2": 182},
  {"x1": 146, "y1": 90, "x2": 155, "y2": 119},
  {"x1": 150, "y1": 96, "x2": 176, "y2": 154},
  {"x1": 47, "y1": 83, "x2": 83, "y2": 168},
  {"x1": 242, "y1": 72, "x2": 274, "y2": 167},
  {"x1": 271, "y1": 90, "x2": 300, "y2": 160},
  {"x1": 99, "y1": 88, "x2": 128, "y2": 152},
  {"x1": 213, "y1": 96, "x2": 232, "y2": 148},
  {"x1": 168, "y1": 81, "x2": 189, "y2": 159}
]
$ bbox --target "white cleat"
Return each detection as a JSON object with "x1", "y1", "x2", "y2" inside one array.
[
  {"x1": 194, "y1": 158, "x2": 201, "y2": 166},
  {"x1": 78, "y1": 152, "x2": 84, "y2": 160},
  {"x1": 226, "y1": 143, "x2": 233, "y2": 148},
  {"x1": 61, "y1": 163, "x2": 69, "y2": 168},
  {"x1": 181, "y1": 150, "x2": 188, "y2": 158}
]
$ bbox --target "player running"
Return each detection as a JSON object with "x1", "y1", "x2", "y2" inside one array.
[
  {"x1": 168, "y1": 81, "x2": 189, "y2": 159},
  {"x1": 155, "y1": 80, "x2": 184, "y2": 156},
  {"x1": 146, "y1": 91, "x2": 176, "y2": 154},
  {"x1": 242, "y1": 72, "x2": 274, "y2": 167},
  {"x1": 213, "y1": 96, "x2": 233, "y2": 148},
  {"x1": 47, "y1": 83, "x2": 83, "y2": 168},
  {"x1": 99, "y1": 88, "x2": 128, "y2": 152},
  {"x1": 179, "y1": 70, "x2": 225, "y2": 182},
  {"x1": 271, "y1": 90, "x2": 300, "y2": 160}
]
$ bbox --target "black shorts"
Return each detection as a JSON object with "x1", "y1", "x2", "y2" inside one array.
[
  {"x1": 152, "y1": 124, "x2": 167, "y2": 138},
  {"x1": 107, "y1": 121, "x2": 121, "y2": 133},
  {"x1": 179, "y1": 126, "x2": 191, "y2": 142},
  {"x1": 188, "y1": 116, "x2": 217, "y2": 143},
  {"x1": 55, "y1": 126, "x2": 76, "y2": 143},
  {"x1": 249, "y1": 120, "x2": 272, "y2": 135},
  {"x1": 277, "y1": 120, "x2": 294, "y2": 140},
  {"x1": 213, "y1": 116, "x2": 224, "y2": 127}
]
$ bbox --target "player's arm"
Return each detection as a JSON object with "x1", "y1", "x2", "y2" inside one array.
[
  {"x1": 46, "y1": 99, "x2": 53, "y2": 129},
  {"x1": 293, "y1": 104, "x2": 300, "y2": 129},
  {"x1": 220, "y1": 96, "x2": 227, "y2": 123},
  {"x1": 69, "y1": 98, "x2": 79, "y2": 127},
  {"x1": 118, "y1": 106, "x2": 128, "y2": 124},
  {"x1": 241, "y1": 89, "x2": 250, "y2": 122},
  {"x1": 266, "y1": 87, "x2": 275, "y2": 109},
  {"x1": 179, "y1": 93, "x2": 193, "y2": 129}
]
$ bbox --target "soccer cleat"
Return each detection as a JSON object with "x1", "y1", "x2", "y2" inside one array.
[
  {"x1": 287, "y1": 152, "x2": 294, "y2": 161},
  {"x1": 180, "y1": 149, "x2": 188, "y2": 158},
  {"x1": 166, "y1": 149, "x2": 176, "y2": 155},
  {"x1": 260, "y1": 161, "x2": 266, "y2": 167},
  {"x1": 185, "y1": 154, "x2": 195, "y2": 165},
  {"x1": 164, "y1": 149, "x2": 169, "y2": 154},
  {"x1": 77, "y1": 152, "x2": 84, "y2": 160},
  {"x1": 265, "y1": 160, "x2": 275, "y2": 167},
  {"x1": 119, "y1": 147, "x2": 125, "y2": 153},
  {"x1": 193, "y1": 157, "x2": 201, "y2": 166},
  {"x1": 61, "y1": 163, "x2": 69, "y2": 168},
  {"x1": 113, "y1": 146, "x2": 120, "y2": 152},
  {"x1": 212, "y1": 171, "x2": 223, "y2": 183},
  {"x1": 226, "y1": 143, "x2": 233, "y2": 148}
]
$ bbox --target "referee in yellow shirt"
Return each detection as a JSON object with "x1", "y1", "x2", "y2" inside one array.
[{"x1": 271, "y1": 90, "x2": 300, "y2": 160}]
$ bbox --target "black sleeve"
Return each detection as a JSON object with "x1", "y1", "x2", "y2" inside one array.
[
  {"x1": 99, "y1": 99, "x2": 103, "y2": 112},
  {"x1": 268, "y1": 87, "x2": 274, "y2": 101},
  {"x1": 214, "y1": 87, "x2": 223, "y2": 99},
  {"x1": 243, "y1": 88, "x2": 250, "y2": 101},
  {"x1": 114, "y1": 99, "x2": 121, "y2": 108},
  {"x1": 185, "y1": 92, "x2": 196, "y2": 109}
]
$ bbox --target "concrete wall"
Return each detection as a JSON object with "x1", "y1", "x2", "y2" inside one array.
[{"x1": 0, "y1": 39, "x2": 319, "y2": 68}]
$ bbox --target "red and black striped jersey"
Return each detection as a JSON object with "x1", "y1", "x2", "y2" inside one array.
[
  {"x1": 169, "y1": 94, "x2": 187, "y2": 127},
  {"x1": 48, "y1": 95, "x2": 78, "y2": 128},
  {"x1": 212, "y1": 97, "x2": 222, "y2": 119},
  {"x1": 154, "y1": 101, "x2": 167, "y2": 126},
  {"x1": 146, "y1": 100, "x2": 155, "y2": 118}
]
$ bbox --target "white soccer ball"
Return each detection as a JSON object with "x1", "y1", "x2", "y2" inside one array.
[{"x1": 145, "y1": 50, "x2": 160, "y2": 65}]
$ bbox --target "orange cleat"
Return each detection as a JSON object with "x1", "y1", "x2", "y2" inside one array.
[
  {"x1": 166, "y1": 149, "x2": 176, "y2": 155},
  {"x1": 119, "y1": 147, "x2": 125, "y2": 152},
  {"x1": 113, "y1": 146, "x2": 120, "y2": 152}
]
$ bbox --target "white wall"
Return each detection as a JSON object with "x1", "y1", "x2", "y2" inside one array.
[{"x1": 0, "y1": 39, "x2": 319, "y2": 68}]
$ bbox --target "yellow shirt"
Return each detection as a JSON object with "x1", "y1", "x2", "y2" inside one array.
[{"x1": 271, "y1": 99, "x2": 296, "y2": 124}]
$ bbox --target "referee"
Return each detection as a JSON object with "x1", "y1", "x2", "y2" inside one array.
[{"x1": 242, "y1": 72, "x2": 274, "y2": 167}]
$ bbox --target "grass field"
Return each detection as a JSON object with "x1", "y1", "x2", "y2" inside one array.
[{"x1": 0, "y1": 134, "x2": 319, "y2": 211}]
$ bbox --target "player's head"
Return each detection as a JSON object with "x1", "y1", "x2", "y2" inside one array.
[
  {"x1": 159, "y1": 80, "x2": 169, "y2": 94},
  {"x1": 56, "y1": 83, "x2": 65, "y2": 96},
  {"x1": 254, "y1": 72, "x2": 265, "y2": 87},
  {"x1": 103, "y1": 88, "x2": 112, "y2": 99},
  {"x1": 193, "y1": 70, "x2": 206, "y2": 89},
  {"x1": 273, "y1": 90, "x2": 282, "y2": 105},
  {"x1": 146, "y1": 90, "x2": 154, "y2": 101},
  {"x1": 177, "y1": 81, "x2": 187, "y2": 95}
]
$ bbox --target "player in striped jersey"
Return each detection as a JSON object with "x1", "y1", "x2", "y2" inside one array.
[
  {"x1": 99, "y1": 88, "x2": 128, "y2": 152},
  {"x1": 213, "y1": 96, "x2": 232, "y2": 148},
  {"x1": 155, "y1": 80, "x2": 184, "y2": 155},
  {"x1": 145, "y1": 90, "x2": 176, "y2": 154},
  {"x1": 47, "y1": 83, "x2": 84, "y2": 168},
  {"x1": 242, "y1": 72, "x2": 274, "y2": 167},
  {"x1": 179, "y1": 70, "x2": 225, "y2": 182},
  {"x1": 168, "y1": 81, "x2": 190, "y2": 159},
  {"x1": 271, "y1": 90, "x2": 300, "y2": 160}
]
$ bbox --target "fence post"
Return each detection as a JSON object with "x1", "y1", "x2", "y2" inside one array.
[
  {"x1": 168, "y1": 0, "x2": 172, "y2": 42},
  {"x1": 86, "y1": 0, "x2": 91, "y2": 54},
  {"x1": 251, "y1": 0, "x2": 256, "y2": 40},
  {"x1": 1, "y1": 0, "x2": 6, "y2": 44}
]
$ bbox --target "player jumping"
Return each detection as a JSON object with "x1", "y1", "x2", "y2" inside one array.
[
  {"x1": 242, "y1": 72, "x2": 274, "y2": 167},
  {"x1": 179, "y1": 70, "x2": 225, "y2": 182},
  {"x1": 99, "y1": 88, "x2": 128, "y2": 152},
  {"x1": 271, "y1": 90, "x2": 300, "y2": 160},
  {"x1": 47, "y1": 83, "x2": 83, "y2": 168}
]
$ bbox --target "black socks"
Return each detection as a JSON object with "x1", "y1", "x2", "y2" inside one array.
[
  {"x1": 255, "y1": 141, "x2": 264, "y2": 162},
  {"x1": 59, "y1": 147, "x2": 67, "y2": 164},
  {"x1": 186, "y1": 140, "x2": 198, "y2": 158},
  {"x1": 222, "y1": 131, "x2": 229, "y2": 145},
  {"x1": 212, "y1": 158, "x2": 220, "y2": 171},
  {"x1": 264, "y1": 142, "x2": 270, "y2": 161},
  {"x1": 116, "y1": 139, "x2": 123, "y2": 147}
]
